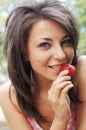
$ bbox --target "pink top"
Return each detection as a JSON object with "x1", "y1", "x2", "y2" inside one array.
[{"x1": 28, "y1": 104, "x2": 76, "y2": 130}]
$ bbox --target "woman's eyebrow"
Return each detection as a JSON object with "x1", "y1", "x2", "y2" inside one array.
[
  {"x1": 40, "y1": 35, "x2": 70, "y2": 41},
  {"x1": 34, "y1": 38, "x2": 52, "y2": 43},
  {"x1": 34, "y1": 34, "x2": 70, "y2": 43},
  {"x1": 62, "y1": 34, "x2": 70, "y2": 40}
]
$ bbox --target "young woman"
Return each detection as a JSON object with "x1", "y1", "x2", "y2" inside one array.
[{"x1": 0, "y1": 0, "x2": 86, "y2": 130}]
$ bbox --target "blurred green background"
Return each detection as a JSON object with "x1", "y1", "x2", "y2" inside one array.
[{"x1": 0, "y1": 0, "x2": 86, "y2": 85}]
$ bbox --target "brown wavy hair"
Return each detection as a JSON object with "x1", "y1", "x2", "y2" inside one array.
[{"x1": 4, "y1": 0, "x2": 80, "y2": 121}]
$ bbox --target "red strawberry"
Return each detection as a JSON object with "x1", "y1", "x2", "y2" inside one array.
[{"x1": 59, "y1": 64, "x2": 76, "y2": 76}]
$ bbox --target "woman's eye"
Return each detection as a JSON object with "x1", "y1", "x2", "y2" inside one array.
[
  {"x1": 39, "y1": 42, "x2": 51, "y2": 48},
  {"x1": 61, "y1": 39, "x2": 73, "y2": 46}
]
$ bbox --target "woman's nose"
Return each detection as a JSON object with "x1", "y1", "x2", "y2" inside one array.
[{"x1": 53, "y1": 45, "x2": 66, "y2": 61}]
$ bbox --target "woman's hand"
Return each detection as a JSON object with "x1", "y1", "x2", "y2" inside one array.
[{"x1": 48, "y1": 70, "x2": 73, "y2": 123}]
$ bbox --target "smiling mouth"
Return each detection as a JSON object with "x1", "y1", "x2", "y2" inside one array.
[
  {"x1": 49, "y1": 63, "x2": 66, "y2": 72},
  {"x1": 49, "y1": 65, "x2": 60, "y2": 71}
]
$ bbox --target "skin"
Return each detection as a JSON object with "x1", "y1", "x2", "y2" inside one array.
[{"x1": 0, "y1": 19, "x2": 86, "y2": 130}]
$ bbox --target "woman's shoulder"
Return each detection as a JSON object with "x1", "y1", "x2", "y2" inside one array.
[
  {"x1": 76, "y1": 55, "x2": 86, "y2": 75},
  {"x1": 0, "y1": 81, "x2": 33, "y2": 130},
  {"x1": 0, "y1": 80, "x2": 11, "y2": 105},
  {"x1": 0, "y1": 80, "x2": 17, "y2": 109},
  {"x1": 73, "y1": 55, "x2": 86, "y2": 88},
  {"x1": 76, "y1": 55, "x2": 86, "y2": 99},
  {"x1": 77, "y1": 55, "x2": 86, "y2": 65}
]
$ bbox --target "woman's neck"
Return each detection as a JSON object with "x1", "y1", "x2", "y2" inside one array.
[{"x1": 31, "y1": 72, "x2": 53, "y2": 91}]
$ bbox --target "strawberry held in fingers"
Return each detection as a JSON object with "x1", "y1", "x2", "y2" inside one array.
[{"x1": 59, "y1": 64, "x2": 76, "y2": 76}]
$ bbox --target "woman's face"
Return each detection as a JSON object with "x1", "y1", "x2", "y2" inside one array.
[{"x1": 26, "y1": 19, "x2": 74, "y2": 81}]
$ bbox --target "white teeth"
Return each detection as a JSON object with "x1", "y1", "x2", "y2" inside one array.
[{"x1": 52, "y1": 66, "x2": 59, "y2": 71}]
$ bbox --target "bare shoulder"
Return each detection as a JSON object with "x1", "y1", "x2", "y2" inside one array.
[
  {"x1": 0, "y1": 80, "x2": 17, "y2": 113},
  {"x1": 0, "y1": 80, "x2": 20, "y2": 114},
  {"x1": 75, "y1": 57, "x2": 86, "y2": 129},
  {"x1": 75, "y1": 55, "x2": 86, "y2": 76},
  {"x1": 76, "y1": 55, "x2": 86, "y2": 100},
  {"x1": 0, "y1": 80, "x2": 11, "y2": 106},
  {"x1": 77, "y1": 55, "x2": 86, "y2": 66},
  {"x1": 74, "y1": 55, "x2": 86, "y2": 83},
  {"x1": 0, "y1": 81, "x2": 32, "y2": 130}
]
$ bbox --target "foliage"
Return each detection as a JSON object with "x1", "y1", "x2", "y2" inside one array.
[
  {"x1": 0, "y1": 0, "x2": 19, "y2": 31},
  {"x1": 0, "y1": 33, "x2": 7, "y2": 73},
  {"x1": 75, "y1": 0, "x2": 86, "y2": 55},
  {"x1": 66, "y1": 0, "x2": 86, "y2": 55},
  {"x1": 75, "y1": 0, "x2": 86, "y2": 28},
  {"x1": 0, "y1": 33, "x2": 8, "y2": 85}
]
